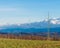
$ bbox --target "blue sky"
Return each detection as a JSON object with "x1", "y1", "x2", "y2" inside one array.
[{"x1": 0, "y1": 0, "x2": 60, "y2": 25}]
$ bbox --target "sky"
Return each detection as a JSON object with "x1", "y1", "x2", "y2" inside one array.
[{"x1": 0, "y1": 0, "x2": 60, "y2": 25}]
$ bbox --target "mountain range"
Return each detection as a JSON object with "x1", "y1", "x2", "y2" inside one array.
[{"x1": 0, "y1": 18, "x2": 60, "y2": 35}]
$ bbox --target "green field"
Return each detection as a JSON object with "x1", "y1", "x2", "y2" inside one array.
[{"x1": 0, "y1": 38, "x2": 60, "y2": 48}]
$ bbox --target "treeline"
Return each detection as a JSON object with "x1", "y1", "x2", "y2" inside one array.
[{"x1": 0, "y1": 33, "x2": 60, "y2": 41}]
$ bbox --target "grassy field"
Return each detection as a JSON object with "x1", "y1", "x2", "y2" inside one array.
[{"x1": 0, "y1": 38, "x2": 60, "y2": 48}]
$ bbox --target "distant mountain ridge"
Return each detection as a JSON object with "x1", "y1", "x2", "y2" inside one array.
[
  {"x1": 19, "y1": 18, "x2": 60, "y2": 28},
  {"x1": 0, "y1": 18, "x2": 60, "y2": 35}
]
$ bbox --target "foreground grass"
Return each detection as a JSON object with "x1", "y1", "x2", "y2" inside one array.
[{"x1": 0, "y1": 38, "x2": 60, "y2": 48}]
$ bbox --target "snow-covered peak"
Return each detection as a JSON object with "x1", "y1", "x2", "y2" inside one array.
[
  {"x1": 44, "y1": 18, "x2": 60, "y2": 24},
  {"x1": 50, "y1": 18, "x2": 60, "y2": 24}
]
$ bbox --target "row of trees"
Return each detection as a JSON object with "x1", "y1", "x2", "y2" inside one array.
[{"x1": 0, "y1": 32, "x2": 59, "y2": 41}]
